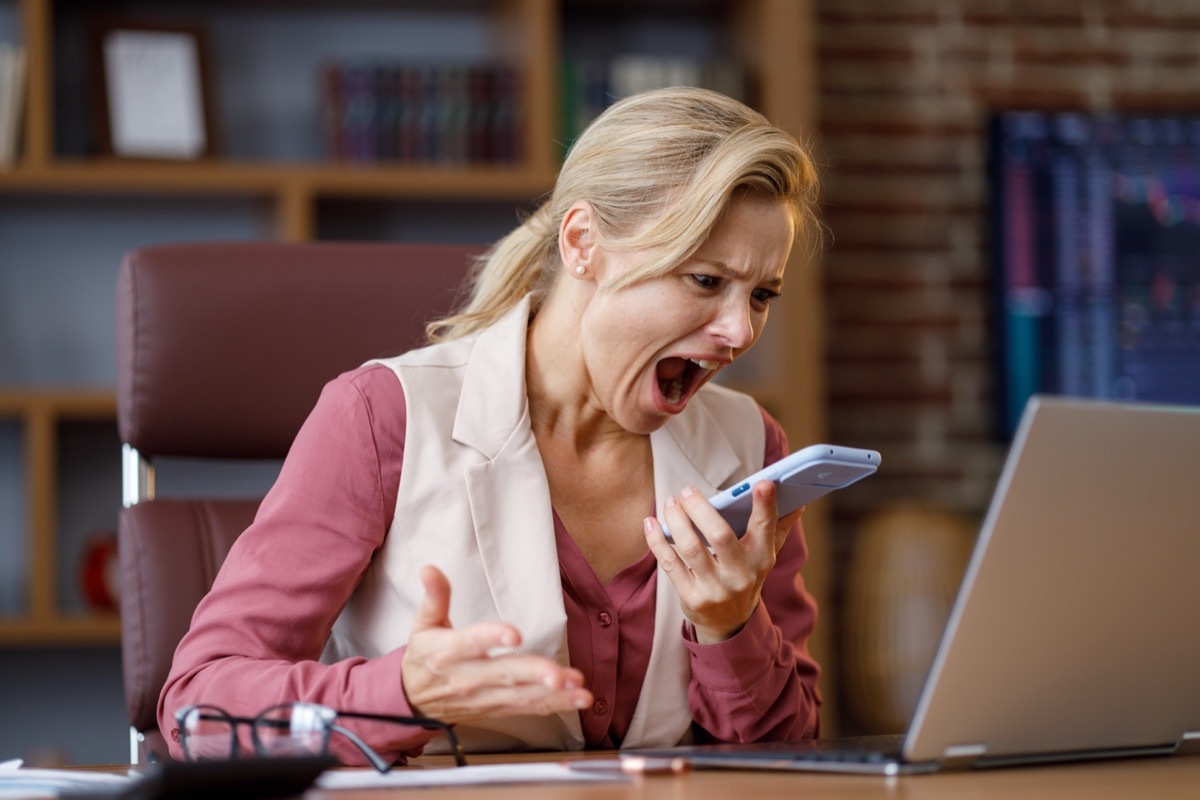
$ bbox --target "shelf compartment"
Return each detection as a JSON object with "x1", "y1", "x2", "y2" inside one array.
[
  {"x1": 0, "y1": 417, "x2": 28, "y2": 618},
  {"x1": 47, "y1": 0, "x2": 558, "y2": 172},
  {"x1": 0, "y1": 390, "x2": 119, "y2": 645}
]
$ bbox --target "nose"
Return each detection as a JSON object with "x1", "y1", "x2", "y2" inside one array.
[{"x1": 709, "y1": 297, "x2": 756, "y2": 350}]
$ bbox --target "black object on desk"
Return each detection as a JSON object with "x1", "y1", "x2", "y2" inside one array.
[{"x1": 64, "y1": 756, "x2": 337, "y2": 800}]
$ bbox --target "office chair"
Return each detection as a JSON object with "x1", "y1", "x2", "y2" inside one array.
[{"x1": 115, "y1": 241, "x2": 476, "y2": 763}]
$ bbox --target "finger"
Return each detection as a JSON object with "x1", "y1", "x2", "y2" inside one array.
[
  {"x1": 452, "y1": 653, "x2": 584, "y2": 691},
  {"x1": 660, "y1": 494, "x2": 716, "y2": 577},
  {"x1": 417, "y1": 621, "x2": 523, "y2": 666},
  {"x1": 677, "y1": 486, "x2": 744, "y2": 567},
  {"x1": 436, "y1": 680, "x2": 595, "y2": 722},
  {"x1": 741, "y1": 480, "x2": 782, "y2": 555},
  {"x1": 539, "y1": 663, "x2": 587, "y2": 692},
  {"x1": 409, "y1": 567, "x2": 520, "y2": 662},
  {"x1": 470, "y1": 683, "x2": 594, "y2": 719},
  {"x1": 420, "y1": 655, "x2": 587, "y2": 710},
  {"x1": 775, "y1": 505, "x2": 805, "y2": 552},
  {"x1": 404, "y1": 623, "x2": 536, "y2": 718},
  {"x1": 411, "y1": 565, "x2": 453, "y2": 632},
  {"x1": 643, "y1": 515, "x2": 695, "y2": 589}
]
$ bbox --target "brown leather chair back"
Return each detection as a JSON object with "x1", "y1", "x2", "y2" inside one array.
[{"x1": 115, "y1": 241, "x2": 476, "y2": 761}]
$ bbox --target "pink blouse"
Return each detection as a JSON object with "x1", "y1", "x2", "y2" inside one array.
[{"x1": 160, "y1": 364, "x2": 820, "y2": 763}]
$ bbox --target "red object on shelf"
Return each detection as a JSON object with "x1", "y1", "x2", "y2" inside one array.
[{"x1": 80, "y1": 532, "x2": 120, "y2": 612}]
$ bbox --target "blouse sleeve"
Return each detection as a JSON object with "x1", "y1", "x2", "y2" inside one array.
[
  {"x1": 157, "y1": 364, "x2": 438, "y2": 765},
  {"x1": 682, "y1": 408, "x2": 823, "y2": 741}
]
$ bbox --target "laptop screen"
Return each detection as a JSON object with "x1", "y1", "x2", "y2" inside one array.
[{"x1": 904, "y1": 396, "x2": 1200, "y2": 766}]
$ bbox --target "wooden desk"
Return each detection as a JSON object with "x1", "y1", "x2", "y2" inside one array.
[{"x1": 310, "y1": 754, "x2": 1200, "y2": 800}]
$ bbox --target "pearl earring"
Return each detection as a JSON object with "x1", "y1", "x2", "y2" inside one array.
[{"x1": 575, "y1": 265, "x2": 585, "y2": 275}]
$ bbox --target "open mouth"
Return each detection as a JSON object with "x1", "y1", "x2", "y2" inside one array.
[{"x1": 656, "y1": 357, "x2": 720, "y2": 407}]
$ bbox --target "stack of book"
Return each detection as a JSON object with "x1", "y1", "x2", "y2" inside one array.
[
  {"x1": 0, "y1": 42, "x2": 27, "y2": 167},
  {"x1": 559, "y1": 55, "x2": 748, "y2": 148},
  {"x1": 320, "y1": 60, "x2": 522, "y2": 166}
]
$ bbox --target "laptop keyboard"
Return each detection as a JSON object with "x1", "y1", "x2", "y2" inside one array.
[
  {"x1": 781, "y1": 734, "x2": 906, "y2": 764},
  {"x1": 636, "y1": 734, "x2": 907, "y2": 766}
]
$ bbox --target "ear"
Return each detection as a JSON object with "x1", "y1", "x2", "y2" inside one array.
[{"x1": 558, "y1": 200, "x2": 597, "y2": 279}]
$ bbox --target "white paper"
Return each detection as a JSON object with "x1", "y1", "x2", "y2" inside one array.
[
  {"x1": 316, "y1": 762, "x2": 628, "y2": 790},
  {"x1": 103, "y1": 29, "x2": 206, "y2": 159},
  {"x1": 0, "y1": 759, "x2": 136, "y2": 798}
]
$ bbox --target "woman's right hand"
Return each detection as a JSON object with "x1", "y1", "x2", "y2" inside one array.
[{"x1": 400, "y1": 565, "x2": 593, "y2": 724}]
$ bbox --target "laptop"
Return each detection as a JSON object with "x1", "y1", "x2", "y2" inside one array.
[{"x1": 634, "y1": 396, "x2": 1200, "y2": 775}]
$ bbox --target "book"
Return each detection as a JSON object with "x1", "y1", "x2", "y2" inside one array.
[
  {"x1": 319, "y1": 59, "x2": 522, "y2": 166},
  {"x1": 0, "y1": 42, "x2": 28, "y2": 167},
  {"x1": 559, "y1": 54, "x2": 749, "y2": 147}
]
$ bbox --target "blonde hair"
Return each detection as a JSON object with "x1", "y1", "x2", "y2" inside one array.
[{"x1": 426, "y1": 86, "x2": 821, "y2": 342}]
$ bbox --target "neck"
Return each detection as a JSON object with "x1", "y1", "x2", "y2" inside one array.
[{"x1": 526, "y1": 292, "x2": 632, "y2": 456}]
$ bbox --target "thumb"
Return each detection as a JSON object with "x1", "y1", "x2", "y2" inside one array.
[
  {"x1": 412, "y1": 564, "x2": 453, "y2": 632},
  {"x1": 776, "y1": 506, "x2": 804, "y2": 553}
]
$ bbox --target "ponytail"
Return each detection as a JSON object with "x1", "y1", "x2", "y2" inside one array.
[{"x1": 425, "y1": 205, "x2": 557, "y2": 341}]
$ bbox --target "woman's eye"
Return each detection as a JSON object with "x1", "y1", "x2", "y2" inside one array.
[
  {"x1": 690, "y1": 274, "x2": 719, "y2": 289},
  {"x1": 752, "y1": 288, "x2": 780, "y2": 306}
]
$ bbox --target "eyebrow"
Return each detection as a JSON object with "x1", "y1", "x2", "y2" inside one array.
[{"x1": 695, "y1": 258, "x2": 785, "y2": 291}]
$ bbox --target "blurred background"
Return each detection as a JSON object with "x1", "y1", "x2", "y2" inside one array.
[{"x1": 2, "y1": 0, "x2": 1198, "y2": 763}]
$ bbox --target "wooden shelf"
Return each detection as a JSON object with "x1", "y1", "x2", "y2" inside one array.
[
  {"x1": 0, "y1": 160, "x2": 558, "y2": 199},
  {"x1": 0, "y1": 614, "x2": 121, "y2": 646},
  {"x1": 0, "y1": 390, "x2": 118, "y2": 646},
  {"x1": 0, "y1": 389, "x2": 116, "y2": 416}
]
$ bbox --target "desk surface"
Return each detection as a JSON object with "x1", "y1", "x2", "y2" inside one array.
[{"x1": 310, "y1": 754, "x2": 1200, "y2": 800}]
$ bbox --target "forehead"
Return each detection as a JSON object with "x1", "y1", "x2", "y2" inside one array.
[{"x1": 691, "y1": 196, "x2": 794, "y2": 278}]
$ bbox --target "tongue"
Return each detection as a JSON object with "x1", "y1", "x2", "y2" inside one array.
[{"x1": 656, "y1": 357, "x2": 688, "y2": 381}]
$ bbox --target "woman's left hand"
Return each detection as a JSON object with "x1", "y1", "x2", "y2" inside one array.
[{"x1": 644, "y1": 480, "x2": 803, "y2": 644}]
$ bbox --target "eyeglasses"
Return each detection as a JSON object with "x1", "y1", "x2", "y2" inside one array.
[{"x1": 174, "y1": 702, "x2": 467, "y2": 770}]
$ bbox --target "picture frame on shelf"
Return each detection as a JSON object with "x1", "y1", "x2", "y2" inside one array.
[{"x1": 92, "y1": 21, "x2": 216, "y2": 160}]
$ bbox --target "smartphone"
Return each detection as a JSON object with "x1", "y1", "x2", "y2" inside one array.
[{"x1": 662, "y1": 444, "x2": 880, "y2": 540}]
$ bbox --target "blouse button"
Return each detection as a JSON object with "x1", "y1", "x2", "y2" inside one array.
[
  {"x1": 593, "y1": 699, "x2": 609, "y2": 715},
  {"x1": 597, "y1": 610, "x2": 613, "y2": 627}
]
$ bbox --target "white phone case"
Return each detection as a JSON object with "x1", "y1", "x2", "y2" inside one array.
[{"x1": 662, "y1": 444, "x2": 880, "y2": 540}]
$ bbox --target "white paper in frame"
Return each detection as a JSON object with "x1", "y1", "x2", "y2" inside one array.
[{"x1": 103, "y1": 28, "x2": 207, "y2": 159}]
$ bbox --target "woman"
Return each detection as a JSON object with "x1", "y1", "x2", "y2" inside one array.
[{"x1": 159, "y1": 87, "x2": 823, "y2": 763}]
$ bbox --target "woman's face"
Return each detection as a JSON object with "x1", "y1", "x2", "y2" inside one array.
[{"x1": 580, "y1": 194, "x2": 794, "y2": 434}]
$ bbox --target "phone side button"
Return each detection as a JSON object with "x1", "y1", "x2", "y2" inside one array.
[{"x1": 730, "y1": 482, "x2": 752, "y2": 497}]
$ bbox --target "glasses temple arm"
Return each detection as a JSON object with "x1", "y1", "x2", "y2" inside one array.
[
  {"x1": 334, "y1": 712, "x2": 466, "y2": 767},
  {"x1": 329, "y1": 723, "x2": 393, "y2": 774}
]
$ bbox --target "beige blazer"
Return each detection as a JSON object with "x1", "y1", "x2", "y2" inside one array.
[{"x1": 324, "y1": 296, "x2": 766, "y2": 752}]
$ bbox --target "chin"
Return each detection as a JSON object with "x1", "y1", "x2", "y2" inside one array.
[
  {"x1": 641, "y1": 400, "x2": 685, "y2": 432},
  {"x1": 618, "y1": 405, "x2": 673, "y2": 436}
]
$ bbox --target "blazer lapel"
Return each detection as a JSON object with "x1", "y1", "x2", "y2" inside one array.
[
  {"x1": 452, "y1": 297, "x2": 583, "y2": 747},
  {"x1": 622, "y1": 406, "x2": 745, "y2": 747}
]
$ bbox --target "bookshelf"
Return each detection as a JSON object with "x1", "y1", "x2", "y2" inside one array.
[
  {"x1": 0, "y1": 0, "x2": 831, "y2": 725},
  {"x1": 8, "y1": 0, "x2": 561, "y2": 240},
  {"x1": 0, "y1": 390, "x2": 120, "y2": 645}
]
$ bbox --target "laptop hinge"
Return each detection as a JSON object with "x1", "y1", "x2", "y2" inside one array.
[
  {"x1": 1178, "y1": 731, "x2": 1200, "y2": 756},
  {"x1": 940, "y1": 744, "x2": 987, "y2": 770}
]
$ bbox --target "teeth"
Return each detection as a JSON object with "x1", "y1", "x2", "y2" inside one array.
[{"x1": 662, "y1": 359, "x2": 718, "y2": 406}]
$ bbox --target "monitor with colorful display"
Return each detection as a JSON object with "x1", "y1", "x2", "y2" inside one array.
[{"x1": 989, "y1": 110, "x2": 1200, "y2": 436}]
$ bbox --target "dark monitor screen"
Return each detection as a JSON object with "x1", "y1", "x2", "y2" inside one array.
[{"x1": 989, "y1": 111, "x2": 1200, "y2": 437}]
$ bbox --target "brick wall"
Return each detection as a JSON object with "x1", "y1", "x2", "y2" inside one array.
[{"x1": 814, "y1": 0, "x2": 1200, "y2": 729}]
